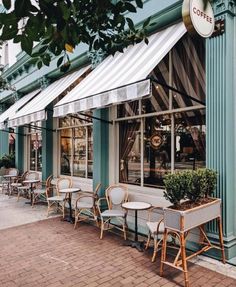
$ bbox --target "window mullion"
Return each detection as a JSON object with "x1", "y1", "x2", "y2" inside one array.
[{"x1": 141, "y1": 118, "x2": 144, "y2": 187}]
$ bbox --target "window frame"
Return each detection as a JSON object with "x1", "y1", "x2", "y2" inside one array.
[
  {"x1": 115, "y1": 48, "x2": 206, "y2": 188},
  {"x1": 57, "y1": 119, "x2": 93, "y2": 179}
]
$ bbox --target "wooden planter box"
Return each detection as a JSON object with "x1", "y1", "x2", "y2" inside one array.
[{"x1": 163, "y1": 198, "x2": 221, "y2": 232}]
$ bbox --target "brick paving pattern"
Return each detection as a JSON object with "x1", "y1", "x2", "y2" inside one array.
[{"x1": 0, "y1": 218, "x2": 235, "y2": 287}]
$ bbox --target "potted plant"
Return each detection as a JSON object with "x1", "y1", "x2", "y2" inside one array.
[
  {"x1": 163, "y1": 168, "x2": 220, "y2": 232},
  {"x1": 0, "y1": 153, "x2": 16, "y2": 176}
]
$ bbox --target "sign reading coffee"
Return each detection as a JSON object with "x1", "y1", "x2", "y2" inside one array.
[{"x1": 182, "y1": 0, "x2": 215, "y2": 38}]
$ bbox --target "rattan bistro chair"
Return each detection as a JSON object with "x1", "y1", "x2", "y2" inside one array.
[
  {"x1": 32, "y1": 175, "x2": 53, "y2": 207},
  {"x1": 2, "y1": 168, "x2": 19, "y2": 195},
  {"x1": 145, "y1": 207, "x2": 165, "y2": 262},
  {"x1": 74, "y1": 183, "x2": 101, "y2": 229},
  {"x1": 97, "y1": 184, "x2": 128, "y2": 240},
  {"x1": 46, "y1": 177, "x2": 72, "y2": 217},
  {"x1": 17, "y1": 171, "x2": 39, "y2": 201}
]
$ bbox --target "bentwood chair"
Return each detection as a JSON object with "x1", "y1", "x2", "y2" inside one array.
[
  {"x1": 46, "y1": 177, "x2": 72, "y2": 217},
  {"x1": 97, "y1": 184, "x2": 128, "y2": 240},
  {"x1": 11, "y1": 171, "x2": 28, "y2": 195},
  {"x1": 145, "y1": 207, "x2": 165, "y2": 262},
  {"x1": 74, "y1": 183, "x2": 101, "y2": 229},
  {"x1": 2, "y1": 168, "x2": 19, "y2": 195},
  {"x1": 17, "y1": 171, "x2": 39, "y2": 201},
  {"x1": 32, "y1": 175, "x2": 53, "y2": 207}
]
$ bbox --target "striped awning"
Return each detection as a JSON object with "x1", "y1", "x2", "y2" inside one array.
[
  {"x1": 0, "y1": 89, "x2": 40, "y2": 130},
  {"x1": 8, "y1": 66, "x2": 89, "y2": 127},
  {"x1": 54, "y1": 22, "x2": 187, "y2": 117}
]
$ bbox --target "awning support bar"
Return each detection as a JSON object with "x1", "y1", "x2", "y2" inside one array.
[
  {"x1": 78, "y1": 112, "x2": 113, "y2": 125},
  {"x1": 150, "y1": 77, "x2": 206, "y2": 106},
  {"x1": 25, "y1": 124, "x2": 56, "y2": 133},
  {"x1": 0, "y1": 128, "x2": 26, "y2": 136}
]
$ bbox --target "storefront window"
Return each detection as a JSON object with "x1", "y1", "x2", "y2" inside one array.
[
  {"x1": 9, "y1": 132, "x2": 15, "y2": 154},
  {"x1": 118, "y1": 34, "x2": 205, "y2": 188},
  {"x1": 119, "y1": 119, "x2": 141, "y2": 185},
  {"x1": 29, "y1": 131, "x2": 42, "y2": 171},
  {"x1": 59, "y1": 117, "x2": 93, "y2": 178},
  {"x1": 60, "y1": 128, "x2": 72, "y2": 175},
  {"x1": 174, "y1": 110, "x2": 206, "y2": 171}
]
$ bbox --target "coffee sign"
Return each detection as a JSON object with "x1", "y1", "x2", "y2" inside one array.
[{"x1": 182, "y1": 0, "x2": 215, "y2": 38}]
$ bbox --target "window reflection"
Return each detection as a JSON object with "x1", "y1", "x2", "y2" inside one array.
[
  {"x1": 143, "y1": 116, "x2": 171, "y2": 188},
  {"x1": 119, "y1": 120, "x2": 141, "y2": 185},
  {"x1": 60, "y1": 129, "x2": 72, "y2": 175},
  {"x1": 30, "y1": 132, "x2": 42, "y2": 171},
  {"x1": 174, "y1": 110, "x2": 206, "y2": 171}
]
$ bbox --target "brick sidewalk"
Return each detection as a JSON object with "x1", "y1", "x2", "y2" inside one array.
[{"x1": 0, "y1": 218, "x2": 235, "y2": 287}]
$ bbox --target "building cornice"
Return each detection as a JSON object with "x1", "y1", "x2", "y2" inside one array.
[{"x1": 214, "y1": 0, "x2": 236, "y2": 17}]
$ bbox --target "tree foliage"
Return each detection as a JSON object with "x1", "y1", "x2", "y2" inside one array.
[{"x1": 0, "y1": 0, "x2": 153, "y2": 70}]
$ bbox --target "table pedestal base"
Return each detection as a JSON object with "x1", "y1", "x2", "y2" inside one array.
[
  {"x1": 123, "y1": 240, "x2": 145, "y2": 252},
  {"x1": 62, "y1": 216, "x2": 75, "y2": 224}
]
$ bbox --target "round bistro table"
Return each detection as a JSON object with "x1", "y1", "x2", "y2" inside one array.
[
  {"x1": 122, "y1": 201, "x2": 151, "y2": 251},
  {"x1": 59, "y1": 187, "x2": 81, "y2": 223},
  {"x1": 23, "y1": 179, "x2": 40, "y2": 206}
]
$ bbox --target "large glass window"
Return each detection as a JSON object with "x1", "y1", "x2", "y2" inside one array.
[
  {"x1": 28, "y1": 124, "x2": 42, "y2": 171},
  {"x1": 117, "y1": 35, "x2": 205, "y2": 188},
  {"x1": 59, "y1": 115, "x2": 93, "y2": 178}
]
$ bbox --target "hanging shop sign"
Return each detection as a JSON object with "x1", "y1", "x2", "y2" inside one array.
[{"x1": 182, "y1": 0, "x2": 215, "y2": 38}]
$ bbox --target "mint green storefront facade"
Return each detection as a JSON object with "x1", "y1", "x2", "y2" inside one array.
[{"x1": 0, "y1": 0, "x2": 236, "y2": 262}]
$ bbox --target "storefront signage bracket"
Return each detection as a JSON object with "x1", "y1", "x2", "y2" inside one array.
[
  {"x1": 211, "y1": 19, "x2": 225, "y2": 38},
  {"x1": 150, "y1": 77, "x2": 206, "y2": 106}
]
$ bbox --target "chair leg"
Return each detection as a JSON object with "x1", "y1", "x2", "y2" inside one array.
[
  {"x1": 145, "y1": 232, "x2": 151, "y2": 250},
  {"x1": 74, "y1": 210, "x2": 78, "y2": 229},
  {"x1": 100, "y1": 219, "x2": 104, "y2": 239},
  {"x1": 123, "y1": 219, "x2": 127, "y2": 240},
  {"x1": 152, "y1": 236, "x2": 159, "y2": 263}
]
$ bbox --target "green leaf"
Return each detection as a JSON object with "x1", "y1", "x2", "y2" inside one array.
[
  {"x1": 39, "y1": 45, "x2": 48, "y2": 54},
  {"x1": 135, "y1": 0, "x2": 143, "y2": 9},
  {"x1": 57, "y1": 56, "x2": 64, "y2": 67},
  {"x1": 2, "y1": 0, "x2": 11, "y2": 10},
  {"x1": 126, "y1": 18, "x2": 135, "y2": 32},
  {"x1": 15, "y1": 0, "x2": 31, "y2": 17},
  {"x1": 37, "y1": 61, "x2": 43, "y2": 69},
  {"x1": 144, "y1": 37, "x2": 149, "y2": 45},
  {"x1": 1, "y1": 24, "x2": 18, "y2": 41},
  {"x1": 125, "y1": 3, "x2": 136, "y2": 13},
  {"x1": 21, "y1": 35, "x2": 33, "y2": 55},
  {"x1": 13, "y1": 35, "x2": 22, "y2": 43}
]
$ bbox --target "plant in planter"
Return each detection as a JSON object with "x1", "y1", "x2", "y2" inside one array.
[
  {"x1": 0, "y1": 153, "x2": 16, "y2": 176},
  {"x1": 161, "y1": 168, "x2": 225, "y2": 287},
  {"x1": 163, "y1": 168, "x2": 220, "y2": 231}
]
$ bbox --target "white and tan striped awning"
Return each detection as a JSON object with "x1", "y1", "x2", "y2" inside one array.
[
  {"x1": 8, "y1": 66, "x2": 89, "y2": 127},
  {"x1": 0, "y1": 89, "x2": 40, "y2": 130},
  {"x1": 54, "y1": 22, "x2": 187, "y2": 117}
]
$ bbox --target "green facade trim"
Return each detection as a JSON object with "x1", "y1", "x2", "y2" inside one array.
[
  {"x1": 92, "y1": 109, "x2": 109, "y2": 197},
  {"x1": 15, "y1": 127, "x2": 25, "y2": 173},
  {"x1": 41, "y1": 110, "x2": 54, "y2": 181},
  {"x1": 206, "y1": 2, "x2": 236, "y2": 259}
]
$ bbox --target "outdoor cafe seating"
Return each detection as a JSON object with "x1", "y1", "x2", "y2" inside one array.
[
  {"x1": 74, "y1": 183, "x2": 101, "y2": 229},
  {"x1": 96, "y1": 184, "x2": 129, "y2": 240}
]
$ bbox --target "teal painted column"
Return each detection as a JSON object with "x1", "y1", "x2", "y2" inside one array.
[
  {"x1": 41, "y1": 112, "x2": 53, "y2": 181},
  {"x1": 15, "y1": 127, "x2": 25, "y2": 173},
  {"x1": 93, "y1": 109, "x2": 109, "y2": 196},
  {"x1": 207, "y1": 2, "x2": 236, "y2": 260},
  {"x1": 0, "y1": 130, "x2": 9, "y2": 157}
]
